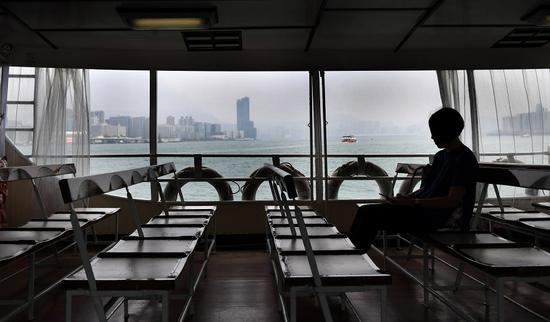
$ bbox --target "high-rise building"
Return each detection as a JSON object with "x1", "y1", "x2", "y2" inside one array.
[
  {"x1": 167, "y1": 115, "x2": 175, "y2": 126},
  {"x1": 236, "y1": 97, "x2": 257, "y2": 139},
  {"x1": 130, "y1": 116, "x2": 149, "y2": 139},
  {"x1": 89, "y1": 110, "x2": 105, "y2": 125},
  {"x1": 107, "y1": 116, "x2": 132, "y2": 136}
]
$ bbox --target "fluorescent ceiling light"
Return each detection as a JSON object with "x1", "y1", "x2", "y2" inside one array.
[
  {"x1": 118, "y1": 8, "x2": 218, "y2": 30},
  {"x1": 522, "y1": 6, "x2": 550, "y2": 26}
]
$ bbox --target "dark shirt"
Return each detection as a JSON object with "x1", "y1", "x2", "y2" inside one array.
[{"x1": 416, "y1": 145, "x2": 479, "y2": 230}]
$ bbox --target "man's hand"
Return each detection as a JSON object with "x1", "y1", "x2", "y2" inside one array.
[{"x1": 390, "y1": 194, "x2": 416, "y2": 207}]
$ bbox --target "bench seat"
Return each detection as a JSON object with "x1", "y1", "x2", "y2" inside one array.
[
  {"x1": 129, "y1": 226, "x2": 204, "y2": 239},
  {"x1": 102, "y1": 239, "x2": 197, "y2": 257},
  {"x1": 269, "y1": 217, "x2": 327, "y2": 226},
  {"x1": 18, "y1": 220, "x2": 86, "y2": 230},
  {"x1": 272, "y1": 226, "x2": 343, "y2": 238},
  {"x1": 63, "y1": 257, "x2": 188, "y2": 290},
  {"x1": 279, "y1": 254, "x2": 391, "y2": 286},
  {"x1": 273, "y1": 237, "x2": 361, "y2": 255},
  {"x1": 453, "y1": 245, "x2": 550, "y2": 277},
  {"x1": 267, "y1": 210, "x2": 321, "y2": 218},
  {"x1": 167, "y1": 205, "x2": 215, "y2": 213},
  {"x1": 424, "y1": 231, "x2": 515, "y2": 248},
  {"x1": 0, "y1": 242, "x2": 35, "y2": 264},
  {"x1": 0, "y1": 230, "x2": 65, "y2": 243},
  {"x1": 482, "y1": 211, "x2": 550, "y2": 223},
  {"x1": 147, "y1": 217, "x2": 209, "y2": 226}
]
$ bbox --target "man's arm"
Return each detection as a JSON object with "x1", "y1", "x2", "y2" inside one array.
[{"x1": 393, "y1": 186, "x2": 465, "y2": 208}]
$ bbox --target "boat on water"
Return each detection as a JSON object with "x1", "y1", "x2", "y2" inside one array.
[{"x1": 341, "y1": 135, "x2": 357, "y2": 143}]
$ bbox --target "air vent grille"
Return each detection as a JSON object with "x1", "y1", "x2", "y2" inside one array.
[
  {"x1": 493, "y1": 27, "x2": 550, "y2": 48},
  {"x1": 182, "y1": 31, "x2": 242, "y2": 51}
]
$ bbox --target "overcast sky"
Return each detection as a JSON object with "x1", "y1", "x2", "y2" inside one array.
[{"x1": 89, "y1": 70, "x2": 442, "y2": 129}]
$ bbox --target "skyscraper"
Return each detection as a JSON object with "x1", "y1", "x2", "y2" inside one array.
[{"x1": 236, "y1": 97, "x2": 257, "y2": 139}]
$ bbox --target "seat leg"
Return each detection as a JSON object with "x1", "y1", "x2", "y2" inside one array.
[
  {"x1": 65, "y1": 291, "x2": 72, "y2": 322},
  {"x1": 124, "y1": 298, "x2": 129, "y2": 322},
  {"x1": 453, "y1": 262, "x2": 465, "y2": 292},
  {"x1": 382, "y1": 231, "x2": 388, "y2": 270},
  {"x1": 27, "y1": 253, "x2": 35, "y2": 320},
  {"x1": 422, "y1": 246, "x2": 430, "y2": 307},
  {"x1": 380, "y1": 286, "x2": 387, "y2": 322},
  {"x1": 162, "y1": 293, "x2": 169, "y2": 322},
  {"x1": 290, "y1": 288, "x2": 297, "y2": 322},
  {"x1": 496, "y1": 279, "x2": 504, "y2": 322},
  {"x1": 114, "y1": 214, "x2": 119, "y2": 241}
]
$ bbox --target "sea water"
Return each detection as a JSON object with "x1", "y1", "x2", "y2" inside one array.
[{"x1": 17, "y1": 134, "x2": 550, "y2": 200}]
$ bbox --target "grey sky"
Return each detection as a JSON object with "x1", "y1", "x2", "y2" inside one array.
[{"x1": 89, "y1": 70, "x2": 441, "y2": 129}]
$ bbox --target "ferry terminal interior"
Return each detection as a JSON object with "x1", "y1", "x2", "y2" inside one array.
[{"x1": 3, "y1": 0, "x2": 550, "y2": 321}]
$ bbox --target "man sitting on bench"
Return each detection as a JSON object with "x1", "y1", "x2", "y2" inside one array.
[{"x1": 350, "y1": 107, "x2": 479, "y2": 250}]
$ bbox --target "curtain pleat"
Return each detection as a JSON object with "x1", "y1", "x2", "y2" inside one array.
[{"x1": 33, "y1": 68, "x2": 90, "y2": 176}]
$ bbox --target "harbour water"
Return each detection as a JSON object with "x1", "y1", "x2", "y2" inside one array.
[{"x1": 16, "y1": 134, "x2": 550, "y2": 200}]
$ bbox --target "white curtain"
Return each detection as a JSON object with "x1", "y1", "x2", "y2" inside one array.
[
  {"x1": 33, "y1": 68, "x2": 90, "y2": 176},
  {"x1": 436, "y1": 70, "x2": 473, "y2": 148},
  {"x1": 474, "y1": 69, "x2": 550, "y2": 165}
]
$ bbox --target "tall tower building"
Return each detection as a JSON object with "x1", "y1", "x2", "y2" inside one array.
[
  {"x1": 167, "y1": 115, "x2": 175, "y2": 126},
  {"x1": 236, "y1": 97, "x2": 257, "y2": 139}
]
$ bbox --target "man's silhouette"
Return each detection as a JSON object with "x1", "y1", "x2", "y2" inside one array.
[{"x1": 349, "y1": 108, "x2": 479, "y2": 250}]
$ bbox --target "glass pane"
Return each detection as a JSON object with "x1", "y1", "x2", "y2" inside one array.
[
  {"x1": 327, "y1": 156, "x2": 430, "y2": 200},
  {"x1": 7, "y1": 77, "x2": 35, "y2": 102},
  {"x1": 89, "y1": 70, "x2": 150, "y2": 154},
  {"x1": 6, "y1": 130, "x2": 33, "y2": 155},
  {"x1": 475, "y1": 69, "x2": 550, "y2": 166},
  {"x1": 7, "y1": 104, "x2": 33, "y2": 128},
  {"x1": 324, "y1": 71, "x2": 441, "y2": 200},
  {"x1": 324, "y1": 71, "x2": 442, "y2": 155},
  {"x1": 157, "y1": 156, "x2": 312, "y2": 201},
  {"x1": 9, "y1": 66, "x2": 36, "y2": 75},
  {"x1": 157, "y1": 71, "x2": 310, "y2": 155}
]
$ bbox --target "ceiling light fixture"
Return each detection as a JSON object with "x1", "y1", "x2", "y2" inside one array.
[
  {"x1": 522, "y1": 6, "x2": 550, "y2": 26},
  {"x1": 118, "y1": 8, "x2": 218, "y2": 30}
]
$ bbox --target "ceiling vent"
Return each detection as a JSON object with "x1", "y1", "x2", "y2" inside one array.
[
  {"x1": 182, "y1": 31, "x2": 242, "y2": 51},
  {"x1": 493, "y1": 27, "x2": 550, "y2": 48}
]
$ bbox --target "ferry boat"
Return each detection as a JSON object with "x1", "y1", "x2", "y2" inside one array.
[
  {"x1": 1, "y1": 1, "x2": 550, "y2": 322},
  {"x1": 341, "y1": 135, "x2": 357, "y2": 143}
]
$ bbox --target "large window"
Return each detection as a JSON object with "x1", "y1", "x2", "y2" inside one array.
[
  {"x1": 475, "y1": 70, "x2": 550, "y2": 165},
  {"x1": 6, "y1": 67, "x2": 35, "y2": 155},
  {"x1": 324, "y1": 71, "x2": 442, "y2": 200},
  {"x1": 8, "y1": 66, "x2": 550, "y2": 202},
  {"x1": 88, "y1": 69, "x2": 151, "y2": 198},
  {"x1": 475, "y1": 69, "x2": 550, "y2": 198},
  {"x1": 157, "y1": 71, "x2": 310, "y2": 201}
]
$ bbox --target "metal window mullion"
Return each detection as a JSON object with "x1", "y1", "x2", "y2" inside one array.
[
  {"x1": 0, "y1": 64, "x2": 9, "y2": 157},
  {"x1": 149, "y1": 70, "x2": 158, "y2": 201},
  {"x1": 320, "y1": 71, "x2": 329, "y2": 207},
  {"x1": 6, "y1": 100, "x2": 35, "y2": 105},
  {"x1": 309, "y1": 70, "x2": 314, "y2": 202},
  {"x1": 467, "y1": 70, "x2": 480, "y2": 159},
  {"x1": 310, "y1": 71, "x2": 323, "y2": 203}
]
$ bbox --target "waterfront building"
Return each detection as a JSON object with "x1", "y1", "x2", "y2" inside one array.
[
  {"x1": 502, "y1": 104, "x2": 550, "y2": 135},
  {"x1": 89, "y1": 110, "x2": 105, "y2": 125},
  {"x1": 130, "y1": 116, "x2": 149, "y2": 139},
  {"x1": 236, "y1": 97, "x2": 257, "y2": 139}
]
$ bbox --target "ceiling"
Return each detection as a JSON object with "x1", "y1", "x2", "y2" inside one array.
[{"x1": 0, "y1": 0, "x2": 550, "y2": 70}]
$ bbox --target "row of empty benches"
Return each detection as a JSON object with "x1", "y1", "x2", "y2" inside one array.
[
  {"x1": 0, "y1": 164, "x2": 120, "y2": 322},
  {"x1": 0, "y1": 162, "x2": 217, "y2": 322},
  {"x1": 262, "y1": 164, "x2": 391, "y2": 322}
]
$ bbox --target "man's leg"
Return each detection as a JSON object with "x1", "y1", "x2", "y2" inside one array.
[{"x1": 349, "y1": 203, "x2": 416, "y2": 250}]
